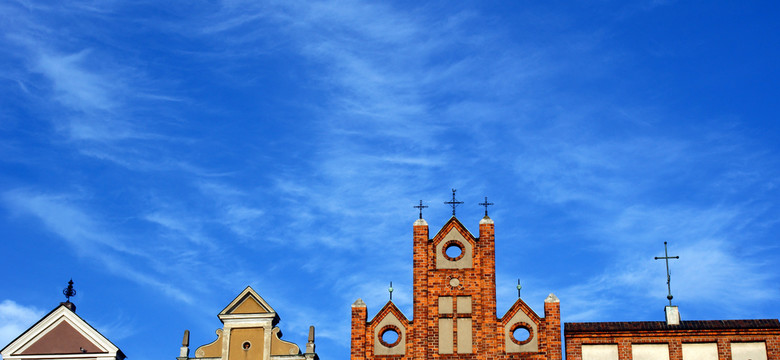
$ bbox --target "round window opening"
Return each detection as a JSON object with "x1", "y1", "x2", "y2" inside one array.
[
  {"x1": 443, "y1": 240, "x2": 465, "y2": 261},
  {"x1": 510, "y1": 323, "x2": 533, "y2": 345},
  {"x1": 242, "y1": 341, "x2": 251, "y2": 350},
  {"x1": 378, "y1": 325, "x2": 401, "y2": 347}
]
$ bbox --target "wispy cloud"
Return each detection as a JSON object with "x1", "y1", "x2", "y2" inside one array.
[
  {"x1": 34, "y1": 49, "x2": 119, "y2": 113},
  {"x1": 0, "y1": 300, "x2": 44, "y2": 348},
  {"x1": 559, "y1": 203, "x2": 780, "y2": 321},
  {"x1": 2, "y1": 189, "x2": 194, "y2": 304}
]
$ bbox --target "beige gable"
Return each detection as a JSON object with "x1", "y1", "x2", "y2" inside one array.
[
  {"x1": 219, "y1": 287, "x2": 275, "y2": 316},
  {"x1": 229, "y1": 295, "x2": 267, "y2": 314}
]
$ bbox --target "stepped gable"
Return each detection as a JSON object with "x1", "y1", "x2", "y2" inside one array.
[{"x1": 351, "y1": 214, "x2": 562, "y2": 360}]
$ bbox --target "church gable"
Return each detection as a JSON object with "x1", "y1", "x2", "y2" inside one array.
[
  {"x1": 368, "y1": 302, "x2": 409, "y2": 356},
  {"x1": 351, "y1": 201, "x2": 562, "y2": 360},
  {"x1": 432, "y1": 217, "x2": 477, "y2": 270},
  {"x1": 431, "y1": 217, "x2": 477, "y2": 246},
  {"x1": 501, "y1": 298, "x2": 543, "y2": 353}
]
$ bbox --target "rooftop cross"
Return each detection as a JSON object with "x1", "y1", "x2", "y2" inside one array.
[
  {"x1": 654, "y1": 241, "x2": 679, "y2": 307},
  {"x1": 414, "y1": 200, "x2": 428, "y2": 219},
  {"x1": 63, "y1": 279, "x2": 76, "y2": 302},
  {"x1": 444, "y1": 189, "x2": 464, "y2": 216},
  {"x1": 479, "y1": 196, "x2": 494, "y2": 217}
]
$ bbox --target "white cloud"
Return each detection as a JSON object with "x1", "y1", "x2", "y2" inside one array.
[
  {"x1": 34, "y1": 50, "x2": 118, "y2": 113},
  {"x1": 0, "y1": 300, "x2": 44, "y2": 349}
]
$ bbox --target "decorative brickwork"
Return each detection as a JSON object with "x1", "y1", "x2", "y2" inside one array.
[{"x1": 351, "y1": 216, "x2": 563, "y2": 360}]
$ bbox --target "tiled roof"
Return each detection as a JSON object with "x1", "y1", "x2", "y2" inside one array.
[{"x1": 565, "y1": 319, "x2": 780, "y2": 333}]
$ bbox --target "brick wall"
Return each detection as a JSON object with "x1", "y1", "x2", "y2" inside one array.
[
  {"x1": 351, "y1": 216, "x2": 563, "y2": 360},
  {"x1": 565, "y1": 321, "x2": 780, "y2": 360}
]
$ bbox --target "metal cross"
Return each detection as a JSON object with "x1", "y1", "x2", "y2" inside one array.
[
  {"x1": 414, "y1": 200, "x2": 428, "y2": 219},
  {"x1": 654, "y1": 241, "x2": 679, "y2": 307},
  {"x1": 63, "y1": 279, "x2": 76, "y2": 302},
  {"x1": 479, "y1": 196, "x2": 494, "y2": 217},
  {"x1": 444, "y1": 189, "x2": 464, "y2": 216}
]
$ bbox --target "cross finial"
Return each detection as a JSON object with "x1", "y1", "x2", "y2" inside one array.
[
  {"x1": 444, "y1": 189, "x2": 464, "y2": 216},
  {"x1": 654, "y1": 241, "x2": 679, "y2": 307},
  {"x1": 388, "y1": 281, "x2": 394, "y2": 301},
  {"x1": 479, "y1": 196, "x2": 494, "y2": 217},
  {"x1": 414, "y1": 200, "x2": 428, "y2": 219},
  {"x1": 63, "y1": 279, "x2": 76, "y2": 302}
]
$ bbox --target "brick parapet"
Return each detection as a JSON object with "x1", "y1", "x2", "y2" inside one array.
[
  {"x1": 352, "y1": 305, "x2": 367, "y2": 360},
  {"x1": 565, "y1": 327, "x2": 780, "y2": 360},
  {"x1": 544, "y1": 301, "x2": 562, "y2": 360},
  {"x1": 412, "y1": 222, "x2": 429, "y2": 359}
]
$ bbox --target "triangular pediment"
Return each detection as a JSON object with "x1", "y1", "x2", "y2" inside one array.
[
  {"x1": 432, "y1": 217, "x2": 476, "y2": 246},
  {"x1": 20, "y1": 320, "x2": 104, "y2": 355},
  {"x1": 501, "y1": 297, "x2": 542, "y2": 326},
  {"x1": 220, "y1": 286, "x2": 275, "y2": 315},
  {"x1": 1, "y1": 305, "x2": 123, "y2": 359},
  {"x1": 231, "y1": 294, "x2": 267, "y2": 314},
  {"x1": 368, "y1": 301, "x2": 410, "y2": 325}
]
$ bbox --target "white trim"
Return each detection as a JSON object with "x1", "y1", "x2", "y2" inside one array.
[{"x1": 1, "y1": 306, "x2": 121, "y2": 359}]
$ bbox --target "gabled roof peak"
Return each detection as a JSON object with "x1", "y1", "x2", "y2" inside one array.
[
  {"x1": 219, "y1": 286, "x2": 275, "y2": 316},
  {"x1": 1, "y1": 304, "x2": 124, "y2": 359},
  {"x1": 432, "y1": 216, "x2": 476, "y2": 243}
]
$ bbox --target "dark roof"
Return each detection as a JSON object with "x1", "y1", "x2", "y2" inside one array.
[{"x1": 566, "y1": 319, "x2": 780, "y2": 333}]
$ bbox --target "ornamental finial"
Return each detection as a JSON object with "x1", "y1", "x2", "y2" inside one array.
[
  {"x1": 63, "y1": 279, "x2": 76, "y2": 302},
  {"x1": 388, "y1": 281, "x2": 394, "y2": 301}
]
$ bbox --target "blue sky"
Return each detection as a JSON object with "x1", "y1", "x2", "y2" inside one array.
[{"x1": 1, "y1": 1, "x2": 779, "y2": 359}]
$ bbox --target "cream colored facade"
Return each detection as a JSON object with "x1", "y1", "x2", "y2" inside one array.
[{"x1": 179, "y1": 287, "x2": 317, "y2": 360}]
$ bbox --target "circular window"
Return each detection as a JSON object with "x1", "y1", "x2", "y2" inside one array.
[
  {"x1": 378, "y1": 325, "x2": 402, "y2": 347},
  {"x1": 509, "y1": 323, "x2": 533, "y2": 345},
  {"x1": 242, "y1": 341, "x2": 251, "y2": 350},
  {"x1": 442, "y1": 240, "x2": 465, "y2": 261}
]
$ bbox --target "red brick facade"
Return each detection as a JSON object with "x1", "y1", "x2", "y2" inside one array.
[
  {"x1": 565, "y1": 320, "x2": 780, "y2": 360},
  {"x1": 351, "y1": 216, "x2": 562, "y2": 360}
]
